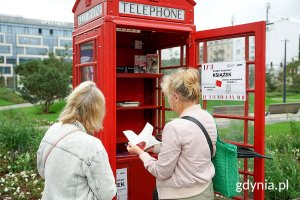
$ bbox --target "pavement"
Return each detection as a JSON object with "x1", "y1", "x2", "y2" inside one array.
[{"x1": 0, "y1": 103, "x2": 34, "y2": 111}]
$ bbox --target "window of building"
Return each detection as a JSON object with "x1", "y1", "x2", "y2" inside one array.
[
  {"x1": 0, "y1": 45, "x2": 11, "y2": 54},
  {"x1": 0, "y1": 56, "x2": 4, "y2": 63},
  {"x1": 236, "y1": 49, "x2": 241, "y2": 54},
  {"x1": 19, "y1": 57, "x2": 41, "y2": 64},
  {"x1": 0, "y1": 35, "x2": 4, "y2": 43},
  {"x1": 24, "y1": 27, "x2": 29, "y2": 34},
  {"x1": 18, "y1": 36, "x2": 41, "y2": 45},
  {"x1": 55, "y1": 48, "x2": 72, "y2": 57},
  {"x1": 60, "y1": 39, "x2": 72, "y2": 47},
  {"x1": 7, "y1": 25, "x2": 12, "y2": 33},
  {"x1": 26, "y1": 47, "x2": 48, "y2": 55},
  {"x1": 6, "y1": 58, "x2": 16, "y2": 64},
  {"x1": 0, "y1": 66, "x2": 11, "y2": 74},
  {"x1": 17, "y1": 47, "x2": 24, "y2": 54},
  {"x1": 63, "y1": 30, "x2": 68, "y2": 37},
  {"x1": 38, "y1": 28, "x2": 42, "y2": 34},
  {"x1": 50, "y1": 29, "x2": 53, "y2": 35}
]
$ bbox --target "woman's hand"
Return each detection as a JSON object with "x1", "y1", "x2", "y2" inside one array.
[{"x1": 127, "y1": 142, "x2": 144, "y2": 156}]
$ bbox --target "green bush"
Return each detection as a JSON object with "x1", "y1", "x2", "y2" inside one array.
[
  {"x1": 0, "y1": 110, "x2": 44, "y2": 153},
  {"x1": 0, "y1": 111, "x2": 45, "y2": 199},
  {"x1": 265, "y1": 121, "x2": 300, "y2": 199},
  {"x1": 0, "y1": 87, "x2": 27, "y2": 105}
]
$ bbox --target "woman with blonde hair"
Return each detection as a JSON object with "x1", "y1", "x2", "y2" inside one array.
[
  {"x1": 37, "y1": 81, "x2": 116, "y2": 200},
  {"x1": 127, "y1": 68, "x2": 217, "y2": 200}
]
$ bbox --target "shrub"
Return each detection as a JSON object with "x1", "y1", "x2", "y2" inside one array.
[
  {"x1": 0, "y1": 87, "x2": 27, "y2": 104},
  {"x1": 0, "y1": 110, "x2": 45, "y2": 153},
  {"x1": 265, "y1": 121, "x2": 300, "y2": 199}
]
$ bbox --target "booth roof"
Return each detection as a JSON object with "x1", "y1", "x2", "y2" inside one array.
[{"x1": 72, "y1": 0, "x2": 196, "y2": 13}]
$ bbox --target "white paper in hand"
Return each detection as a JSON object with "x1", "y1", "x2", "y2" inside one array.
[{"x1": 123, "y1": 122, "x2": 161, "y2": 150}]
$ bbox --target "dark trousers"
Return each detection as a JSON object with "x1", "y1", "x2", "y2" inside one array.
[{"x1": 153, "y1": 186, "x2": 159, "y2": 200}]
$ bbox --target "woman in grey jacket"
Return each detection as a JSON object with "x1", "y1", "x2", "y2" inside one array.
[
  {"x1": 127, "y1": 68, "x2": 217, "y2": 200},
  {"x1": 37, "y1": 81, "x2": 116, "y2": 200}
]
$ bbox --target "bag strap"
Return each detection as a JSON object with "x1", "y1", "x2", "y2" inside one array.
[
  {"x1": 181, "y1": 116, "x2": 213, "y2": 159},
  {"x1": 43, "y1": 128, "x2": 80, "y2": 168}
]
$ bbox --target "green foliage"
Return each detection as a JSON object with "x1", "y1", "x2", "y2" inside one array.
[
  {"x1": 264, "y1": 121, "x2": 300, "y2": 199},
  {"x1": 0, "y1": 110, "x2": 45, "y2": 199},
  {"x1": 0, "y1": 76, "x2": 4, "y2": 87},
  {"x1": 16, "y1": 53, "x2": 71, "y2": 113},
  {"x1": 266, "y1": 67, "x2": 277, "y2": 92},
  {"x1": 0, "y1": 87, "x2": 27, "y2": 105},
  {"x1": 0, "y1": 110, "x2": 45, "y2": 153},
  {"x1": 286, "y1": 60, "x2": 300, "y2": 93},
  {"x1": 276, "y1": 59, "x2": 300, "y2": 94}
]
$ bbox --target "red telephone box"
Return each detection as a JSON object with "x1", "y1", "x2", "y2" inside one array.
[{"x1": 72, "y1": 0, "x2": 265, "y2": 199}]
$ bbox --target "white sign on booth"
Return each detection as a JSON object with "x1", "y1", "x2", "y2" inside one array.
[
  {"x1": 201, "y1": 61, "x2": 246, "y2": 101},
  {"x1": 116, "y1": 168, "x2": 128, "y2": 200}
]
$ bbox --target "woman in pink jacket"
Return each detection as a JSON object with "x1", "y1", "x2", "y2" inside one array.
[{"x1": 127, "y1": 68, "x2": 217, "y2": 200}]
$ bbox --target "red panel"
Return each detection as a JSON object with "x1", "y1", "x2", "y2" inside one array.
[{"x1": 117, "y1": 157, "x2": 155, "y2": 200}]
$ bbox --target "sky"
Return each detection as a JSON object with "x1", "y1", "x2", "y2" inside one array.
[{"x1": 0, "y1": 0, "x2": 299, "y2": 32}]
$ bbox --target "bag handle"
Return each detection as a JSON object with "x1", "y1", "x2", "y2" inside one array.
[
  {"x1": 181, "y1": 116, "x2": 213, "y2": 159},
  {"x1": 43, "y1": 128, "x2": 80, "y2": 168}
]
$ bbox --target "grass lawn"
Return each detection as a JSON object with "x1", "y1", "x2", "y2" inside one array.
[
  {"x1": 0, "y1": 101, "x2": 66, "y2": 122},
  {"x1": 0, "y1": 99, "x2": 13, "y2": 106}
]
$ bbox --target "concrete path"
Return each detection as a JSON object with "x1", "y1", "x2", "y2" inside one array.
[{"x1": 0, "y1": 103, "x2": 34, "y2": 111}]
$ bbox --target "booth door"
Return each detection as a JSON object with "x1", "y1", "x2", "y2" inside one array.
[{"x1": 193, "y1": 21, "x2": 266, "y2": 200}]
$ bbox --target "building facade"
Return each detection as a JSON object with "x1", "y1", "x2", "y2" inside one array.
[
  {"x1": 266, "y1": 18, "x2": 299, "y2": 70},
  {"x1": 0, "y1": 14, "x2": 73, "y2": 88}
]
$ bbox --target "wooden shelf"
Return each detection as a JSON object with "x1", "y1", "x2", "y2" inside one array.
[
  {"x1": 117, "y1": 73, "x2": 163, "y2": 78},
  {"x1": 116, "y1": 105, "x2": 161, "y2": 110}
]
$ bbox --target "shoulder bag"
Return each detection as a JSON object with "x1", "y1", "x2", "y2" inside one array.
[{"x1": 181, "y1": 116, "x2": 239, "y2": 198}]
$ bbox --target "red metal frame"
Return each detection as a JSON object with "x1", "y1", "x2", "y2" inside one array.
[{"x1": 192, "y1": 21, "x2": 266, "y2": 200}]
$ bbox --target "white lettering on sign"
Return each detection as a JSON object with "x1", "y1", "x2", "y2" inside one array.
[
  {"x1": 78, "y1": 4, "x2": 102, "y2": 25},
  {"x1": 119, "y1": 1, "x2": 185, "y2": 21}
]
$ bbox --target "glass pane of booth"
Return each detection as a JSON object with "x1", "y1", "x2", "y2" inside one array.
[
  {"x1": 249, "y1": 64, "x2": 255, "y2": 89},
  {"x1": 183, "y1": 45, "x2": 186, "y2": 66},
  {"x1": 217, "y1": 119, "x2": 245, "y2": 143},
  {"x1": 161, "y1": 46, "x2": 180, "y2": 67},
  {"x1": 198, "y1": 42, "x2": 204, "y2": 64},
  {"x1": 80, "y1": 42, "x2": 93, "y2": 63},
  {"x1": 207, "y1": 37, "x2": 245, "y2": 63},
  {"x1": 81, "y1": 66, "x2": 93, "y2": 82},
  {"x1": 249, "y1": 36, "x2": 255, "y2": 61}
]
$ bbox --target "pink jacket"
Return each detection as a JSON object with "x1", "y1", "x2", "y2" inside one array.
[{"x1": 139, "y1": 104, "x2": 217, "y2": 199}]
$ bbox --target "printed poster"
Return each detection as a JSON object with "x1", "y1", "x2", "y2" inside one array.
[
  {"x1": 116, "y1": 168, "x2": 128, "y2": 200},
  {"x1": 201, "y1": 61, "x2": 246, "y2": 101}
]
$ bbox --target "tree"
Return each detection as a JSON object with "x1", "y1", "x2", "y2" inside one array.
[
  {"x1": 265, "y1": 66, "x2": 277, "y2": 93},
  {"x1": 286, "y1": 59, "x2": 300, "y2": 94},
  {"x1": 16, "y1": 52, "x2": 71, "y2": 113},
  {"x1": 276, "y1": 59, "x2": 300, "y2": 95}
]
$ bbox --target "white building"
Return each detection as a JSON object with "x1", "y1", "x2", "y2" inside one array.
[{"x1": 266, "y1": 18, "x2": 299, "y2": 69}]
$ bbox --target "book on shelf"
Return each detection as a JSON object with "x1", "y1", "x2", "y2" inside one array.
[
  {"x1": 123, "y1": 122, "x2": 161, "y2": 150},
  {"x1": 134, "y1": 55, "x2": 147, "y2": 73},
  {"x1": 117, "y1": 101, "x2": 140, "y2": 107},
  {"x1": 146, "y1": 54, "x2": 159, "y2": 74}
]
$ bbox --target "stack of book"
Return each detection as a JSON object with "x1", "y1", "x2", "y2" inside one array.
[{"x1": 117, "y1": 101, "x2": 140, "y2": 107}]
